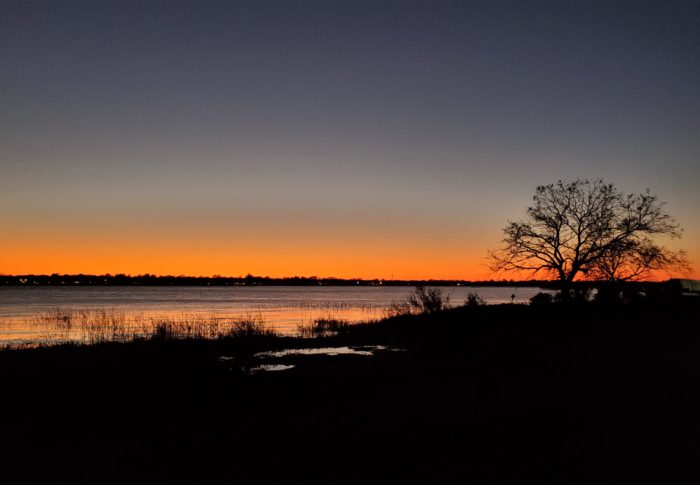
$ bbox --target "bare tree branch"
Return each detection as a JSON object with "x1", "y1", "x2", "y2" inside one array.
[{"x1": 488, "y1": 179, "x2": 687, "y2": 286}]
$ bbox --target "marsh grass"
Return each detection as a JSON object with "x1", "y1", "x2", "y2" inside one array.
[
  {"x1": 296, "y1": 317, "x2": 351, "y2": 338},
  {"x1": 33, "y1": 308, "x2": 276, "y2": 344},
  {"x1": 284, "y1": 301, "x2": 379, "y2": 315}
]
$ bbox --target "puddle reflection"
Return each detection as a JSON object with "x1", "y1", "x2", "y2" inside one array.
[
  {"x1": 248, "y1": 364, "x2": 295, "y2": 374},
  {"x1": 255, "y1": 345, "x2": 388, "y2": 358}
]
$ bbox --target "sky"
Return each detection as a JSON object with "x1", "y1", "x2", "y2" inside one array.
[{"x1": 1, "y1": 0, "x2": 699, "y2": 279}]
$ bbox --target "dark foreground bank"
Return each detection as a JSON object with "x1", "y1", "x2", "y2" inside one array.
[{"x1": 1, "y1": 299, "x2": 699, "y2": 484}]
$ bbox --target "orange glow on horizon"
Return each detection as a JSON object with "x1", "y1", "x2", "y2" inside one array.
[
  {"x1": 3, "y1": 211, "x2": 698, "y2": 281},
  {"x1": 3, "y1": 240, "x2": 698, "y2": 281},
  {"x1": 1, "y1": 239, "x2": 495, "y2": 280}
]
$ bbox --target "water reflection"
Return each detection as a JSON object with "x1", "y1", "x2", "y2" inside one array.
[
  {"x1": 248, "y1": 364, "x2": 295, "y2": 374},
  {"x1": 256, "y1": 346, "x2": 387, "y2": 358},
  {"x1": 239, "y1": 345, "x2": 398, "y2": 374},
  {"x1": 0, "y1": 286, "x2": 552, "y2": 346}
]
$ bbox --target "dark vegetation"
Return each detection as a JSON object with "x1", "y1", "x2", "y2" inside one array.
[
  {"x1": 28, "y1": 309, "x2": 276, "y2": 344},
  {"x1": 1, "y1": 289, "x2": 699, "y2": 484},
  {"x1": 297, "y1": 318, "x2": 351, "y2": 338},
  {"x1": 387, "y1": 285, "x2": 452, "y2": 315}
]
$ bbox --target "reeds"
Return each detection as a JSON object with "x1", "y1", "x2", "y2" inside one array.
[
  {"x1": 33, "y1": 308, "x2": 276, "y2": 344},
  {"x1": 296, "y1": 317, "x2": 351, "y2": 338},
  {"x1": 286, "y1": 301, "x2": 377, "y2": 312}
]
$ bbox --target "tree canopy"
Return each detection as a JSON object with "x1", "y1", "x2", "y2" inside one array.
[{"x1": 489, "y1": 179, "x2": 689, "y2": 284}]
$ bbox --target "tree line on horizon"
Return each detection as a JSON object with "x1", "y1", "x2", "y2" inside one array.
[
  {"x1": 0, "y1": 273, "x2": 565, "y2": 288},
  {"x1": 2, "y1": 180, "x2": 692, "y2": 293}
]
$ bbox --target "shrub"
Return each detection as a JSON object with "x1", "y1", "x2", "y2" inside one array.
[
  {"x1": 465, "y1": 292, "x2": 486, "y2": 308},
  {"x1": 529, "y1": 292, "x2": 554, "y2": 306},
  {"x1": 388, "y1": 286, "x2": 451, "y2": 316}
]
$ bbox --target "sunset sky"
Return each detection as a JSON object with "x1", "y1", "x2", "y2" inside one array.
[{"x1": 2, "y1": 1, "x2": 698, "y2": 280}]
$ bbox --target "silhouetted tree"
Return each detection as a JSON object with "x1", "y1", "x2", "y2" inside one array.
[
  {"x1": 588, "y1": 239, "x2": 690, "y2": 282},
  {"x1": 489, "y1": 179, "x2": 687, "y2": 294}
]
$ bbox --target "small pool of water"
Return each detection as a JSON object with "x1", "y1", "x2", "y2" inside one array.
[
  {"x1": 255, "y1": 345, "x2": 388, "y2": 358},
  {"x1": 248, "y1": 364, "x2": 295, "y2": 374},
  {"x1": 220, "y1": 345, "x2": 402, "y2": 373}
]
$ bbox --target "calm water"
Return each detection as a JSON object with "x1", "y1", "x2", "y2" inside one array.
[{"x1": 0, "y1": 286, "x2": 547, "y2": 345}]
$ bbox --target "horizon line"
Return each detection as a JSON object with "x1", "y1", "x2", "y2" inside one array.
[{"x1": 0, "y1": 273, "x2": 682, "y2": 284}]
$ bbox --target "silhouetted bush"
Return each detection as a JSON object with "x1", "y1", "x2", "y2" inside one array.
[
  {"x1": 465, "y1": 292, "x2": 486, "y2": 308},
  {"x1": 592, "y1": 283, "x2": 650, "y2": 307},
  {"x1": 388, "y1": 286, "x2": 451, "y2": 316},
  {"x1": 151, "y1": 322, "x2": 173, "y2": 340},
  {"x1": 529, "y1": 292, "x2": 554, "y2": 306},
  {"x1": 592, "y1": 285, "x2": 622, "y2": 306}
]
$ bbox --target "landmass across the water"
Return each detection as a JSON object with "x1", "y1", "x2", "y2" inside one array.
[{"x1": 2, "y1": 273, "x2": 562, "y2": 287}]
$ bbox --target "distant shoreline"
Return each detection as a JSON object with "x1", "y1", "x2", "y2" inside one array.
[
  {"x1": 0, "y1": 274, "x2": 678, "y2": 289},
  {"x1": 2, "y1": 274, "x2": 570, "y2": 288}
]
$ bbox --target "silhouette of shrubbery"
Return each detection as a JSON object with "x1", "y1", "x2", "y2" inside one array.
[
  {"x1": 388, "y1": 286, "x2": 451, "y2": 316},
  {"x1": 465, "y1": 292, "x2": 486, "y2": 308},
  {"x1": 529, "y1": 292, "x2": 554, "y2": 306}
]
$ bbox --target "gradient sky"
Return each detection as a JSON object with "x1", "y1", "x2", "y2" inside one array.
[{"x1": 1, "y1": 0, "x2": 699, "y2": 279}]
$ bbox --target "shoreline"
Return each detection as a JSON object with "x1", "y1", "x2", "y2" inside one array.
[
  {"x1": 0, "y1": 274, "x2": 589, "y2": 288},
  {"x1": 1, "y1": 299, "x2": 699, "y2": 483}
]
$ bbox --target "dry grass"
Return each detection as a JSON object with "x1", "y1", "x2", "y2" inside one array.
[
  {"x1": 288, "y1": 301, "x2": 378, "y2": 312},
  {"x1": 296, "y1": 317, "x2": 351, "y2": 338},
  {"x1": 33, "y1": 308, "x2": 276, "y2": 344}
]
